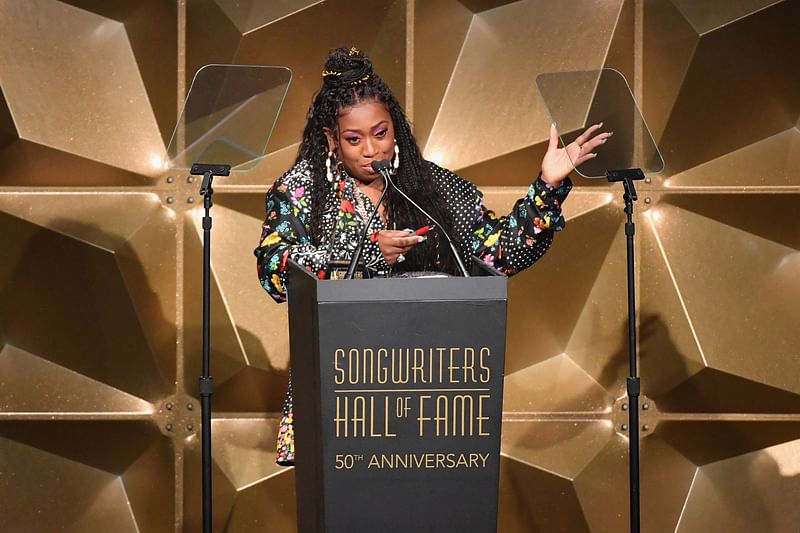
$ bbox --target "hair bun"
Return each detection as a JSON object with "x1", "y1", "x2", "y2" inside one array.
[{"x1": 322, "y1": 46, "x2": 373, "y2": 87}]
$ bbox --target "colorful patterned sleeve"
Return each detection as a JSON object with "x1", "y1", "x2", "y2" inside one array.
[
  {"x1": 254, "y1": 173, "x2": 330, "y2": 303},
  {"x1": 471, "y1": 175, "x2": 572, "y2": 275}
]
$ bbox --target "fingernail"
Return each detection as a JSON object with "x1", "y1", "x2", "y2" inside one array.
[
  {"x1": 599, "y1": 122, "x2": 604, "y2": 127},
  {"x1": 608, "y1": 131, "x2": 614, "y2": 137},
  {"x1": 418, "y1": 236, "x2": 427, "y2": 242},
  {"x1": 551, "y1": 122, "x2": 557, "y2": 128}
]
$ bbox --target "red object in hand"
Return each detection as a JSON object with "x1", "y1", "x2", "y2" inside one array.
[{"x1": 415, "y1": 225, "x2": 431, "y2": 236}]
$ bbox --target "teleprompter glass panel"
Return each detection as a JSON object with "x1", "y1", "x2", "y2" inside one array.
[
  {"x1": 167, "y1": 65, "x2": 292, "y2": 172},
  {"x1": 536, "y1": 69, "x2": 664, "y2": 179}
]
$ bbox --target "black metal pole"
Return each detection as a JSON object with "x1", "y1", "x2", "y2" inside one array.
[
  {"x1": 623, "y1": 179, "x2": 641, "y2": 533},
  {"x1": 606, "y1": 169, "x2": 643, "y2": 533},
  {"x1": 200, "y1": 169, "x2": 214, "y2": 533},
  {"x1": 191, "y1": 163, "x2": 229, "y2": 533}
]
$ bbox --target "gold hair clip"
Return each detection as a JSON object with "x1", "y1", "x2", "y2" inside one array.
[
  {"x1": 322, "y1": 70, "x2": 343, "y2": 78},
  {"x1": 351, "y1": 74, "x2": 371, "y2": 85},
  {"x1": 348, "y1": 47, "x2": 360, "y2": 56}
]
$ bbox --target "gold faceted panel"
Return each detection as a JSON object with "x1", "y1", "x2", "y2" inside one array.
[
  {"x1": 182, "y1": 417, "x2": 296, "y2": 532},
  {"x1": 0, "y1": 421, "x2": 174, "y2": 533},
  {"x1": 666, "y1": 128, "x2": 800, "y2": 188},
  {"x1": 0, "y1": 0, "x2": 174, "y2": 184},
  {"x1": 641, "y1": 193, "x2": 800, "y2": 397},
  {"x1": 214, "y1": 0, "x2": 325, "y2": 34},
  {"x1": 0, "y1": 193, "x2": 176, "y2": 404},
  {"x1": 422, "y1": 0, "x2": 626, "y2": 177},
  {"x1": 644, "y1": 0, "x2": 800, "y2": 178},
  {"x1": 1, "y1": 0, "x2": 799, "y2": 531},
  {"x1": 671, "y1": 437, "x2": 800, "y2": 532}
]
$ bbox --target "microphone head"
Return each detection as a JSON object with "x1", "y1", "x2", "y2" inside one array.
[{"x1": 371, "y1": 160, "x2": 392, "y2": 173}]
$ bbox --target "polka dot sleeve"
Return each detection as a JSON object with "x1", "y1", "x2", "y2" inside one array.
[
  {"x1": 430, "y1": 163, "x2": 572, "y2": 276},
  {"x1": 471, "y1": 177, "x2": 571, "y2": 274}
]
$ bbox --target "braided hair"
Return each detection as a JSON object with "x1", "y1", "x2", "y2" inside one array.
[{"x1": 297, "y1": 46, "x2": 458, "y2": 274}]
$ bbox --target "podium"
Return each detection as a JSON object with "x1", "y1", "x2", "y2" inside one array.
[{"x1": 287, "y1": 262, "x2": 508, "y2": 532}]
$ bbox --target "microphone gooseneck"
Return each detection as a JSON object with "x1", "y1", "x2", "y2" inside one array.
[
  {"x1": 372, "y1": 159, "x2": 470, "y2": 277},
  {"x1": 344, "y1": 173, "x2": 390, "y2": 280}
]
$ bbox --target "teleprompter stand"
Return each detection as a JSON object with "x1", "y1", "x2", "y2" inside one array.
[
  {"x1": 536, "y1": 68, "x2": 665, "y2": 533},
  {"x1": 607, "y1": 167, "x2": 646, "y2": 533},
  {"x1": 165, "y1": 64, "x2": 293, "y2": 533},
  {"x1": 191, "y1": 162, "x2": 230, "y2": 533}
]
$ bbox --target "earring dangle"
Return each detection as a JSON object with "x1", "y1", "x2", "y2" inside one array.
[
  {"x1": 392, "y1": 141, "x2": 400, "y2": 172},
  {"x1": 326, "y1": 151, "x2": 335, "y2": 183}
]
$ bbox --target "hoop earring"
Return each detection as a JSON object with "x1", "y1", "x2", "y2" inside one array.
[{"x1": 392, "y1": 140, "x2": 400, "y2": 173}]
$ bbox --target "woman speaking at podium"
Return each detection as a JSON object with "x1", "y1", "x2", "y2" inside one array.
[{"x1": 254, "y1": 46, "x2": 608, "y2": 465}]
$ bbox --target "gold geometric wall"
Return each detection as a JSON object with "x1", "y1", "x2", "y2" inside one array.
[{"x1": 0, "y1": 0, "x2": 798, "y2": 531}]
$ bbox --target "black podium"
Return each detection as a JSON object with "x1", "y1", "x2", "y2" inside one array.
[{"x1": 287, "y1": 262, "x2": 508, "y2": 533}]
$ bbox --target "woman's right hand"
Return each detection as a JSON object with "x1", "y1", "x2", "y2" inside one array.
[{"x1": 376, "y1": 229, "x2": 426, "y2": 265}]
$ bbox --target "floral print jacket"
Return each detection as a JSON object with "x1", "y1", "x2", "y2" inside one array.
[{"x1": 255, "y1": 160, "x2": 572, "y2": 302}]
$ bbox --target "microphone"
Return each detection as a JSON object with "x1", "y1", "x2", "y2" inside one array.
[
  {"x1": 370, "y1": 160, "x2": 470, "y2": 277},
  {"x1": 344, "y1": 172, "x2": 390, "y2": 280}
]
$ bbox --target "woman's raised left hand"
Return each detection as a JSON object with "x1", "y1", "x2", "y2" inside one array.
[{"x1": 541, "y1": 122, "x2": 611, "y2": 186}]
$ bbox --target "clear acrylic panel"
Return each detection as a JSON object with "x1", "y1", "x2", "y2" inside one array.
[
  {"x1": 167, "y1": 64, "x2": 292, "y2": 172},
  {"x1": 535, "y1": 68, "x2": 664, "y2": 179}
]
